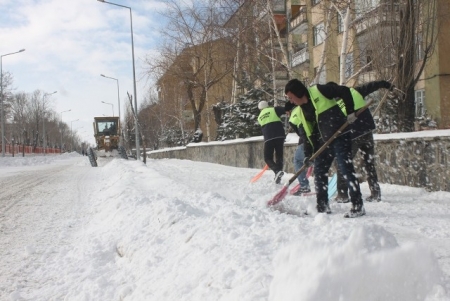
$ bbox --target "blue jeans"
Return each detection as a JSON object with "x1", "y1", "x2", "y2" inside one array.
[
  {"x1": 294, "y1": 144, "x2": 310, "y2": 188},
  {"x1": 314, "y1": 132, "x2": 362, "y2": 208}
]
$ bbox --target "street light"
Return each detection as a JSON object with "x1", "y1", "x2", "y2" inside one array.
[
  {"x1": 60, "y1": 109, "x2": 71, "y2": 153},
  {"x1": 42, "y1": 91, "x2": 57, "y2": 156},
  {"x1": 1, "y1": 48, "x2": 25, "y2": 157},
  {"x1": 100, "y1": 74, "x2": 121, "y2": 119},
  {"x1": 101, "y1": 101, "x2": 114, "y2": 116},
  {"x1": 71, "y1": 119, "x2": 79, "y2": 152},
  {"x1": 97, "y1": 0, "x2": 140, "y2": 160}
]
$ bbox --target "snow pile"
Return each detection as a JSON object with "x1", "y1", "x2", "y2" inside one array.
[
  {"x1": 1, "y1": 156, "x2": 449, "y2": 300},
  {"x1": 270, "y1": 224, "x2": 447, "y2": 301}
]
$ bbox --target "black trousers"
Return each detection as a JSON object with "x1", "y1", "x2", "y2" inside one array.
[
  {"x1": 264, "y1": 138, "x2": 284, "y2": 174},
  {"x1": 337, "y1": 132, "x2": 380, "y2": 197},
  {"x1": 315, "y1": 132, "x2": 362, "y2": 208}
]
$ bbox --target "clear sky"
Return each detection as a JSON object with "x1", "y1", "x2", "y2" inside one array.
[{"x1": 1, "y1": 0, "x2": 167, "y2": 144}]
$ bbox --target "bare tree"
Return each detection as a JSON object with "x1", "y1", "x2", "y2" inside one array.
[
  {"x1": 393, "y1": 0, "x2": 440, "y2": 131},
  {"x1": 214, "y1": 0, "x2": 296, "y2": 109},
  {"x1": 306, "y1": 0, "x2": 442, "y2": 132},
  {"x1": 145, "y1": 0, "x2": 235, "y2": 142},
  {"x1": 353, "y1": 0, "x2": 441, "y2": 132},
  {"x1": 9, "y1": 92, "x2": 29, "y2": 144},
  {"x1": 6, "y1": 90, "x2": 71, "y2": 150}
]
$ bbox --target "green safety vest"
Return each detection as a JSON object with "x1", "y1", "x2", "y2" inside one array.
[
  {"x1": 292, "y1": 85, "x2": 341, "y2": 147},
  {"x1": 258, "y1": 107, "x2": 281, "y2": 126},
  {"x1": 289, "y1": 104, "x2": 316, "y2": 147},
  {"x1": 337, "y1": 88, "x2": 365, "y2": 116},
  {"x1": 308, "y1": 85, "x2": 339, "y2": 117},
  {"x1": 289, "y1": 106, "x2": 302, "y2": 127}
]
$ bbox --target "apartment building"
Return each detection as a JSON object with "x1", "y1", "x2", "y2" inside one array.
[
  {"x1": 228, "y1": 0, "x2": 450, "y2": 129},
  {"x1": 157, "y1": 39, "x2": 234, "y2": 143},
  {"x1": 157, "y1": 0, "x2": 449, "y2": 145},
  {"x1": 286, "y1": 0, "x2": 450, "y2": 129}
]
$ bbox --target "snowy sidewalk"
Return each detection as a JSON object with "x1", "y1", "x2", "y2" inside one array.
[{"x1": 0, "y1": 155, "x2": 449, "y2": 300}]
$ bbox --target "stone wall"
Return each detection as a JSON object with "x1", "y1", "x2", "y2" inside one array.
[
  {"x1": 147, "y1": 131, "x2": 450, "y2": 192},
  {"x1": 373, "y1": 133, "x2": 450, "y2": 192}
]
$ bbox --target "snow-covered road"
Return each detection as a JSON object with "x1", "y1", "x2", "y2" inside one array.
[
  {"x1": 0, "y1": 154, "x2": 449, "y2": 300},
  {"x1": 0, "y1": 158, "x2": 97, "y2": 299}
]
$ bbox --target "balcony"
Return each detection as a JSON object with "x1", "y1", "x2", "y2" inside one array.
[
  {"x1": 291, "y1": 48, "x2": 309, "y2": 67},
  {"x1": 355, "y1": 9, "x2": 399, "y2": 35},
  {"x1": 290, "y1": 8, "x2": 307, "y2": 34}
]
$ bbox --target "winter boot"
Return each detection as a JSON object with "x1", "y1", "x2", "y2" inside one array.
[
  {"x1": 366, "y1": 190, "x2": 381, "y2": 202},
  {"x1": 293, "y1": 186, "x2": 311, "y2": 196},
  {"x1": 334, "y1": 194, "x2": 350, "y2": 203},
  {"x1": 344, "y1": 203, "x2": 366, "y2": 218},
  {"x1": 317, "y1": 202, "x2": 332, "y2": 214}
]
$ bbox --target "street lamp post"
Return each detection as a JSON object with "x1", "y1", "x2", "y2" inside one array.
[
  {"x1": 70, "y1": 119, "x2": 79, "y2": 152},
  {"x1": 101, "y1": 101, "x2": 114, "y2": 116},
  {"x1": 100, "y1": 74, "x2": 121, "y2": 119},
  {"x1": 42, "y1": 91, "x2": 57, "y2": 156},
  {"x1": 97, "y1": 0, "x2": 140, "y2": 160},
  {"x1": 60, "y1": 109, "x2": 71, "y2": 154},
  {"x1": 1, "y1": 48, "x2": 25, "y2": 157}
]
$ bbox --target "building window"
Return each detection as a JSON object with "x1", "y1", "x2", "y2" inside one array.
[
  {"x1": 345, "y1": 53, "x2": 353, "y2": 79},
  {"x1": 273, "y1": 0, "x2": 285, "y2": 12},
  {"x1": 416, "y1": 34, "x2": 425, "y2": 61},
  {"x1": 338, "y1": 53, "x2": 354, "y2": 79},
  {"x1": 313, "y1": 22, "x2": 325, "y2": 46},
  {"x1": 415, "y1": 90, "x2": 425, "y2": 116},
  {"x1": 337, "y1": 11, "x2": 346, "y2": 33},
  {"x1": 355, "y1": 0, "x2": 380, "y2": 18},
  {"x1": 312, "y1": 0, "x2": 321, "y2": 5}
]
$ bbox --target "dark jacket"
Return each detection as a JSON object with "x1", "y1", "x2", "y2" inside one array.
[
  {"x1": 258, "y1": 107, "x2": 286, "y2": 142},
  {"x1": 351, "y1": 80, "x2": 392, "y2": 139},
  {"x1": 299, "y1": 83, "x2": 353, "y2": 157}
]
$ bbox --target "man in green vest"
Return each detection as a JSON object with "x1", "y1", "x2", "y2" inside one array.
[
  {"x1": 284, "y1": 79, "x2": 364, "y2": 218},
  {"x1": 332, "y1": 80, "x2": 393, "y2": 204},
  {"x1": 284, "y1": 101, "x2": 311, "y2": 194},
  {"x1": 257, "y1": 101, "x2": 286, "y2": 184}
]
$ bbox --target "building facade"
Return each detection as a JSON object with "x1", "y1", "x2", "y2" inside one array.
[{"x1": 285, "y1": 0, "x2": 450, "y2": 129}]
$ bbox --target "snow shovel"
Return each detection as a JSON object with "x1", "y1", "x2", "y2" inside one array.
[
  {"x1": 250, "y1": 164, "x2": 269, "y2": 183},
  {"x1": 267, "y1": 89, "x2": 391, "y2": 206}
]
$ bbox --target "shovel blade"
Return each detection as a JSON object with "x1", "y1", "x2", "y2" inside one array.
[
  {"x1": 250, "y1": 165, "x2": 269, "y2": 183},
  {"x1": 267, "y1": 185, "x2": 289, "y2": 206}
]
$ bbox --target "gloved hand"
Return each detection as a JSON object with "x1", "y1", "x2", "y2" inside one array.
[
  {"x1": 383, "y1": 81, "x2": 395, "y2": 91},
  {"x1": 284, "y1": 101, "x2": 295, "y2": 112},
  {"x1": 347, "y1": 112, "x2": 357, "y2": 124},
  {"x1": 303, "y1": 157, "x2": 312, "y2": 168},
  {"x1": 381, "y1": 80, "x2": 395, "y2": 91}
]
